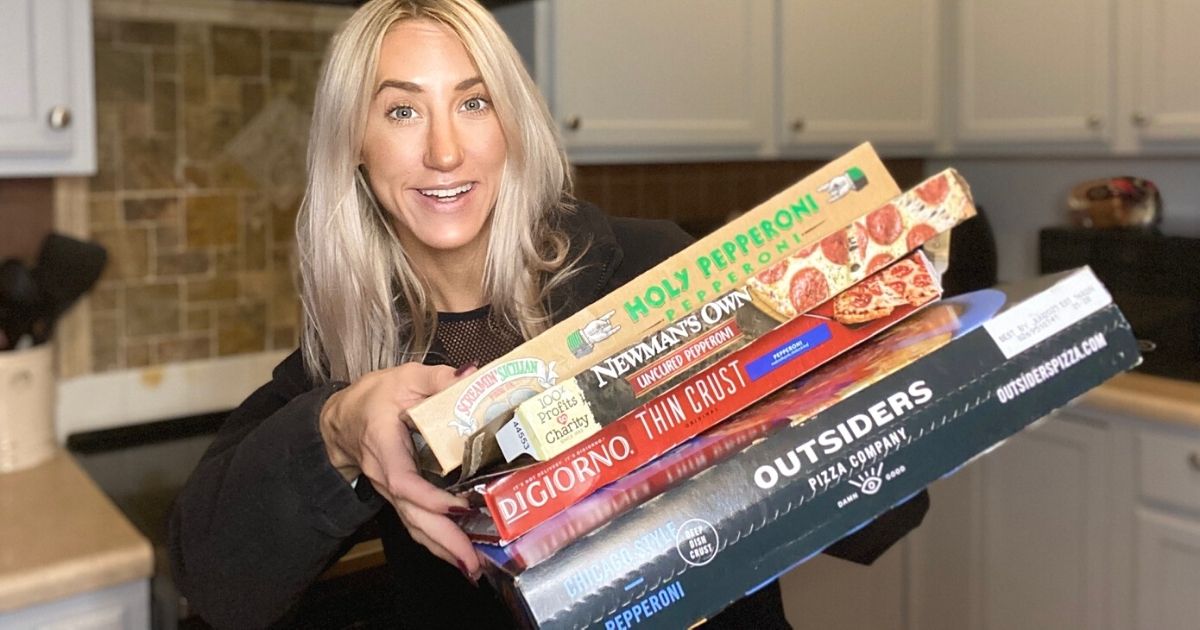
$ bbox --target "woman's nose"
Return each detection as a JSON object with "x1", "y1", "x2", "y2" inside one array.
[{"x1": 424, "y1": 117, "x2": 464, "y2": 172}]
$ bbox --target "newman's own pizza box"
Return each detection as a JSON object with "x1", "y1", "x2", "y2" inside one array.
[
  {"x1": 459, "y1": 251, "x2": 943, "y2": 544},
  {"x1": 410, "y1": 143, "x2": 900, "y2": 474},
  {"x1": 479, "y1": 169, "x2": 976, "y2": 469},
  {"x1": 479, "y1": 268, "x2": 1140, "y2": 629}
]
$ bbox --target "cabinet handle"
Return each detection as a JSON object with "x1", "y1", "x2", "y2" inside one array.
[
  {"x1": 1085, "y1": 114, "x2": 1102, "y2": 130},
  {"x1": 1189, "y1": 452, "x2": 1200, "y2": 472},
  {"x1": 564, "y1": 116, "x2": 582, "y2": 131},
  {"x1": 791, "y1": 118, "x2": 806, "y2": 133},
  {"x1": 47, "y1": 106, "x2": 72, "y2": 130},
  {"x1": 1131, "y1": 112, "x2": 1149, "y2": 128}
]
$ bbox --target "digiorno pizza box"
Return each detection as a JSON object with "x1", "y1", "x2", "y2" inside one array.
[
  {"x1": 409, "y1": 143, "x2": 901, "y2": 475},
  {"x1": 469, "y1": 168, "x2": 976, "y2": 473},
  {"x1": 458, "y1": 251, "x2": 944, "y2": 544},
  {"x1": 479, "y1": 267, "x2": 1140, "y2": 629}
]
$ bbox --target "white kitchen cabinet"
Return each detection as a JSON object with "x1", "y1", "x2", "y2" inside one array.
[
  {"x1": 1134, "y1": 424, "x2": 1200, "y2": 630},
  {"x1": 954, "y1": 0, "x2": 1114, "y2": 147},
  {"x1": 496, "y1": 0, "x2": 773, "y2": 163},
  {"x1": 778, "y1": 0, "x2": 939, "y2": 153},
  {"x1": 967, "y1": 410, "x2": 1115, "y2": 630},
  {"x1": 548, "y1": 0, "x2": 772, "y2": 162},
  {"x1": 0, "y1": 0, "x2": 96, "y2": 176},
  {"x1": 1136, "y1": 509, "x2": 1200, "y2": 630},
  {"x1": 1130, "y1": 0, "x2": 1200, "y2": 142}
]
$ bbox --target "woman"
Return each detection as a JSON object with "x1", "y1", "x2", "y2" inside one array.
[{"x1": 168, "y1": 1, "x2": 928, "y2": 628}]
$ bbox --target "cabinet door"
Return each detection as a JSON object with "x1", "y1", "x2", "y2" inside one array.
[
  {"x1": 1136, "y1": 509, "x2": 1200, "y2": 630},
  {"x1": 549, "y1": 0, "x2": 772, "y2": 161},
  {"x1": 0, "y1": 0, "x2": 95, "y2": 176},
  {"x1": 1132, "y1": 0, "x2": 1200, "y2": 140},
  {"x1": 970, "y1": 412, "x2": 1113, "y2": 630},
  {"x1": 778, "y1": 0, "x2": 939, "y2": 150},
  {"x1": 956, "y1": 0, "x2": 1113, "y2": 145}
]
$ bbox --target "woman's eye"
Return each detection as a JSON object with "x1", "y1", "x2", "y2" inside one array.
[
  {"x1": 462, "y1": 97, "x2": 491, "y2": 114},
  {"x1": 387, "y1": 105, "x2": 418, "y2": 122}
]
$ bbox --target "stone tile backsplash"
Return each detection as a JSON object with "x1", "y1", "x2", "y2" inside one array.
[
  {"x1": 81, "y1": 7, "x2": 923, "y2": 375},
  {"x1": 87, "y1": 13, "x2": 331, "y2": 372}
]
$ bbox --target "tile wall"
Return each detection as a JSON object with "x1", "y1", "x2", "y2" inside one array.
[
  {"x1": 86, "y1": 14, "x2": 332, "y2": 372},
  {"x1": 78, "y1": 6, "x2": 924, "y2": 375}
]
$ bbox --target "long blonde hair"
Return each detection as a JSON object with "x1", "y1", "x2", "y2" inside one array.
[{"x1": 297, "y1": 0, "x2": 574, "y2": 383}]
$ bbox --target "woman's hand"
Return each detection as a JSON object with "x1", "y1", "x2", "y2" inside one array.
[{"x1": 318, "y1": 362, "x2": 482, "y2": 582}]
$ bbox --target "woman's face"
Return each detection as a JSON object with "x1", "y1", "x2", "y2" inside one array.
[{"x1": 361, "y1": 19, "x2": 507, "y2": 260}]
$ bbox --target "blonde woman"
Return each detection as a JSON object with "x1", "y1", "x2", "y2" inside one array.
[{"x1": 169, "y1": 1, "x2": 928, "y2": 628}]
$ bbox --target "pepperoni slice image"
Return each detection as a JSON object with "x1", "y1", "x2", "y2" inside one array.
[
  {"x1": 846, "y1": 289, "x2": 872, "y2": 309},
  {"x1": 906, "y1": 223, "x2": 938, "y2": 250},
  {"x1": 820, "y1": 230, "x2": 851, "y2": 265},
  {"x1": 822, "y1": 224, "x2": 870, "y2": 266},
  {"x1": 867, "y1": 204, "x2": 903, "y2": 245},
  {"x1": 916, "y1": 175, "x2": 949, "y2": 206},
  {"x1": 866, "y1": 253, "x2": 893, "y2": 276},
  {"x1": 756, "y1": 261, "x2": 787, "y2": 285},
  {"x1": 887, "y1": 262, "x2": 914, "y2": 279},
  {"x1": 789, "y1": 267, "x2": 830, "y2": 314},
  {"x1": 794, "y1": 242, "x2": 819, "y2": 260}
]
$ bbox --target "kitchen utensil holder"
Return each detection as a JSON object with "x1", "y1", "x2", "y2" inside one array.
[{"x1": 0, "y1": 343, "x2": 56, "y2": 473}]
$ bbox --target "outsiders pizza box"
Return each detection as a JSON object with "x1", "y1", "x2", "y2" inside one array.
[
  {"x1": 410, "y1": 143, "x2": 900, "y2": 474},
  {"x1": 458, "y1": 252, "x2": 943, "y2": 544},
  {"x1": 469, "y1": 169, "x2": 975, "y2": 472},
  {"x1": 480, "y1": 267, "x2": 1140, "y2": 629}
]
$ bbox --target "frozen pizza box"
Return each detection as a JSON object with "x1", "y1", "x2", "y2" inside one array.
[
  {"x1": 458, "y1": 251, "x2": 944, "y2": 544},
  {"x1": 410, "y1": 143, "x2": 902, "y2": 474},
  {"x1": 464, "y1": 168, "x2": 975, "y2": 474},
  {"x1": 479, "y1": 267, "x2": 1140, "y2": 629}
]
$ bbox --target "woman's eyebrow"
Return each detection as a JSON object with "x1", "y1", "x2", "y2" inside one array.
[
  {"x1": 376, "y1": 79, "x2": 422, "y2": 95},
  {"x1": 375, "y1": 77, "x2": 483, "y2": 96},
  {"x1": 455, "y1": 76, "x2": 483, "y2": 91}
]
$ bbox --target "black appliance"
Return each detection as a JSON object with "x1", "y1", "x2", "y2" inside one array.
[{"x1": 1040, "y1": 227, "x2": 1200, "y2": 382}]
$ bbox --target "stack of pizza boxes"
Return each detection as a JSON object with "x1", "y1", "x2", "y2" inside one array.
[{"x1": 412, "y1": 144, "x2": 979, "y2": 544}]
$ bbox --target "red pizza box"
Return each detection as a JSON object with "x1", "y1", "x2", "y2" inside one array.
[{"x1": 460, "y1": 251, "x2": 944, "y2": 544}]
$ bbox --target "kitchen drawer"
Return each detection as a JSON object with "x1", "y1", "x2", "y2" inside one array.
[{"x1": 1139, "y1": 429, "x2": 1200, "y2": 513}]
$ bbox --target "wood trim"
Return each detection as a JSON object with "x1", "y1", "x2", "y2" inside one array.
[
  {"x1": 318, "y1": 539, "x2": 386, "y2": 581},
  {"x1": 52, "y1": 177, "x2": 92, "y2": 378},
  {"x1": 94, "y1": 0, "x2": 354, "y2": 30}
]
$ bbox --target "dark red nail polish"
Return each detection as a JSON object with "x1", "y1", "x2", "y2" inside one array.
[
  {"x1": 453, "y1": 362, "x2": 478, "y2": 377},
  {"x1": 458, "y1": 560, "x2": 478, "y2": 587},
  {"x1": 447, "y1": 506, "x2": 473, "y2": 516}
]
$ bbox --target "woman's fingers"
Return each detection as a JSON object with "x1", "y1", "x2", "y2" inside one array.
[{"x1": 398, "y1": 502, "x2": 481, "y2": 579}]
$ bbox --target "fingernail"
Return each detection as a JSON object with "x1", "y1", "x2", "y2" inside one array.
[
  {"x1": 458, "y1": 561, "x2": 479, "y2": 587},
  {"x1": 447, "y1": 506, "x2": 473, "y2": 516},
  {"x1": 453, "y1": 362, "x2": 478, "y2": 377}
]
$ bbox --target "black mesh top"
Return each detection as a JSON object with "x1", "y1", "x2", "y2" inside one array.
[{"x1": 429, "y1": 305, "x2": 525, "y2": 370}]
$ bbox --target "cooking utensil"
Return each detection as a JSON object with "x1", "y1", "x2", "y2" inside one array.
[
  {"x1": 0, "y1": 259, "x2": 42, "y2": 351},
  {"x1": 28, "y1": 234, "x2": 108, "y2": 345}
]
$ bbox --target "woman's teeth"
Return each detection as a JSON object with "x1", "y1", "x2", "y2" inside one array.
[{"x1": 420, "y1": 183, "x2": 473, "y2": 200}]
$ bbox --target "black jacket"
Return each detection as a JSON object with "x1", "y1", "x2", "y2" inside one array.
[{"x1": 168, "y1": 203, "x2": 929, "y2": 629}]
